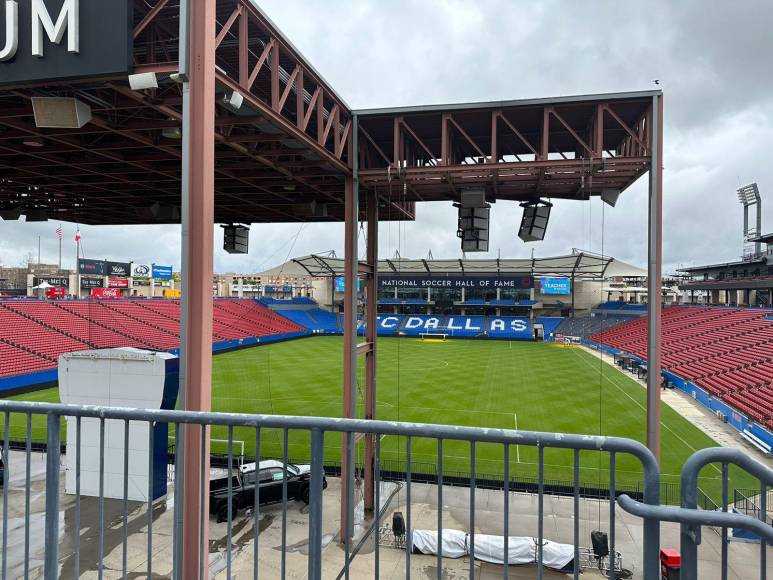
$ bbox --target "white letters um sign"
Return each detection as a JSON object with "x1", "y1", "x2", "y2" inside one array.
[{"x1": 1, "y1": 0, "x2": 80, "y2": 61}]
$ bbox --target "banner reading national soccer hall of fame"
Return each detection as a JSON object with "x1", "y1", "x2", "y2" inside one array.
[{"x1": 378, "y1": 275, "x2": 533, "y2": 290}]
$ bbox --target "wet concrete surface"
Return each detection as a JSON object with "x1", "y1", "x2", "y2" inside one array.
[{"x1": 1, "y1": 452, "x2": 771, "y2": 578}]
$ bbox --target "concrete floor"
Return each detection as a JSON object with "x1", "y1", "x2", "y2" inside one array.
[{"x1": 1, "y1": 451, "x2": 771, "y2": 579}]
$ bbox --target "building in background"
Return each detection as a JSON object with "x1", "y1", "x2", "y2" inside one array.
[{"x1": 678, "y1": 232, "x2": 773, "y2": 306}]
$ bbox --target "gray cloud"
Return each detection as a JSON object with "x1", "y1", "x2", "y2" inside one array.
[{"x1": 2, "y1": 1, "x2": 772, "y2": 274}]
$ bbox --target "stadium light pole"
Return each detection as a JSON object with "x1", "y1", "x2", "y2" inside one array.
[
  {"x1": 647, "y1": 93, "x2": 664, "y2": 464},
  {"x1": 178, "y1": 0, "x2": 216, "y2": 577}
]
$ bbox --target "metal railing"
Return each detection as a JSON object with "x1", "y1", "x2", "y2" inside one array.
[
  {"x1": 619, "y1": 447, "x2": 773, "y2": 580},
  {"x1": 4, "y1": 400, "x2": 772, "y2": 579},
  {"x1": 0, "y1": 399, "x2": 664, "y2": 579}
]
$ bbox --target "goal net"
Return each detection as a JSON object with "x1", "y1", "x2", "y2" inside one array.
[{"x1": 420, "y1": 330, "x2": 449, "y2": 341}]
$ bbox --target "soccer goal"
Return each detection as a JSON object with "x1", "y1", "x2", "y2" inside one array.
[
  {"x1": 561, "y1": 335, "x2": 582, "y2": 347},
  {"x1": 420, "y1": 331, "x2": 449, "y2": 341}
]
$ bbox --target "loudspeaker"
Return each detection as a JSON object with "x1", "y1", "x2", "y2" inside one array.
[
  {"x1": 25, "y1": 209, "x2": 48, "y2": 222},
  {"x1": 591, "y1": 530, "x2": 609, "y2": 558},
  {"x1": 601, "y1": 188, "x2": 622, "y2": 207},
  {"x1": 460, "y1": 228, "x2": 489, "y2": 252},
  {"x1": 0, "y1": 207, "x2": 22, "y2": 220},
  {"x1": 518, "y1": 201, "x2": 552, "y2": 242},
  {"x1": 223, "y1": 224, "x2": 250, "y2": 254},
  {"x1": 459, "y1": 188, "x2": 487, "y2": 209},
  {"x1": 457, "y1": 205, "x2": 490, "y2": 252},
  {"x1": 392, "y1": 512, "x2": 406, "y2": 537},
  {"x1": 32, "y1": 97, "x2": 92, "y2": 129},
  {"x1": 128, "y1": 72, "x2": 159, "y2": 91}
]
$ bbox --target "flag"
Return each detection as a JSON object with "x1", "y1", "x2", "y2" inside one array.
[
  {"x1": 75, "y1": 228, "x2": 81, "y2": 242},
  {"x1": 55, "y1": 224, "x2": 63, "y2": 240}
]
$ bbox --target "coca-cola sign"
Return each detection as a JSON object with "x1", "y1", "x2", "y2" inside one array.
[{"x1": 91, "y1": 288, "x2": 121, "y2": 299}]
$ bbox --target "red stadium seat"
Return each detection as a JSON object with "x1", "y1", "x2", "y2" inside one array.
[
  {"x1": 0, "y1": 298, "x2": 305, "y2": 379},
  {"x1": 591, "y1": 305, "x2": 773, "y2": 423}
]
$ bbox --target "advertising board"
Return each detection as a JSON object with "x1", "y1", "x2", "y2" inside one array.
[{"x1": 91, "y1": 288, "x2": 121, "y2": 298}]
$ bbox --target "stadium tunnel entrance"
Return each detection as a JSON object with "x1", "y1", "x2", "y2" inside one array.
[{"x1": 0, "y1": 0, "x2": 664, "y2": 577}]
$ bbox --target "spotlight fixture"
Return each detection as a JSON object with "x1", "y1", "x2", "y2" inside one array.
[
  {"x1": 22, "y1": 137, "x2": 44, "y2": 148},
  {"x1": 161, "y1": 126, "x2": 183, "y2": 139},
  {"x1": 221, "y1": 90, "x2": 244, "y2": 112},
  {"x1": 128, "y1": 72, "x2": 159, "y2": 91},
  {"x1": 518, "y1": 199, "x2": 552, "y2": 242}
]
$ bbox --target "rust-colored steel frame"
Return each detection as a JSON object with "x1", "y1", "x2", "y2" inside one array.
[
  {"x1": 0, "y1": 1, "x2": 665, "y2": 569},
  {"x1": 356, "y1": 94, "x2": 654, "y2": 202},
  {"x1": 0, "y1": 0, "x2": 418, "y2": 225}
]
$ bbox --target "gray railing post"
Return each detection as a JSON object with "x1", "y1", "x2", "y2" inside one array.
[
  {"x1": 639, "y1": 441, "x2": 661, "y2": 579},
  {"x1": 681, "y1": 447, "x2": 773, "y2": 580},
  {"x1": 44, "y1": 413, "x2": 61, "y2": 580},
  {"x1": 308, "y1": 429, "x2": 325, "y2": 580}
]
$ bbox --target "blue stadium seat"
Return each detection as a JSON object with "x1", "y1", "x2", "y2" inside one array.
[{"x1": 536, "y1": 316, "x2": 563, "y2": 340}]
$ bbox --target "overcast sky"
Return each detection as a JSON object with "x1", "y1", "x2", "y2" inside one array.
[{"x1": 2, "y1": 0, "x2": 772, "y2": 274}]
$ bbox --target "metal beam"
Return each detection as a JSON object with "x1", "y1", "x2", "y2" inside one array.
[
  {"x1": 646, "y1": 95, "x2": 663, "y2": 464},
  {"x1": 180, "y1": 0, "x2": 216, "y2": 577},
  {"x1": 363, "y1": 129, "x2": 378, "y2": 511},
  {"x1": 341, "y1": 174, "x2": 358, "y2": 544}
]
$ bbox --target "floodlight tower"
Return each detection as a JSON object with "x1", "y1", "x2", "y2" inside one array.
[{"x1": 737, "y1": 183, "x2": 762, "y2": 258}]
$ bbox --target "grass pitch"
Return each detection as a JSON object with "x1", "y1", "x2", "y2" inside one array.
[{"x1": 1, "y1": 336, "x2": 755, "y2": 500}]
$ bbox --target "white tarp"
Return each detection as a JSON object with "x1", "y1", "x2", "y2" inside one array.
[
  {"x1": 411, "y1": 529, "x2": 574, "y2": 570},
  {"x1": 410, "y1": 529, "x2": 467, "y2": 559}
]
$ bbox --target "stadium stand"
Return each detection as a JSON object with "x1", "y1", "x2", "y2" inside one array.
[
  {"x1": 0, "y1": 299, "x2": 305, "y2": 379},
  {"x1": 596, "y1": 302, "x2": 648, "y2": 311},
  {"x1": 275, "y1": 308, "x2": 341, "y2": 333},
  {"x1": 536, "y1": 316, "x2": 564, "y2": 339},
  {"x1": 257, "y1": 296, "x2": 316, "y2": 306},
  {"x1": 590, "y1": 306, "x2": 773, "y2": 428},
  {"x1": 553, "y1": 314, "x2": 632, "y2": 339}
]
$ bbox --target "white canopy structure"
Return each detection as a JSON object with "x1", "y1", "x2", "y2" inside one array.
[{"x1": 290, "y1": 249, "x2": 644, "y2": 280}]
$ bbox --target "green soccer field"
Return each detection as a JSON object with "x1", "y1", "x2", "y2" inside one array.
[{"x1": 0, "y1": 336, "x2": 755, "y2": 501}]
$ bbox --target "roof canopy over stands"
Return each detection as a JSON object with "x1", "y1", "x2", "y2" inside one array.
[
  {"x1": 0, "y1": 1, "x2": 658, "y2": 226},
  {"x1": 292, "y1": 250, "x2": 623, "y2": 279}
]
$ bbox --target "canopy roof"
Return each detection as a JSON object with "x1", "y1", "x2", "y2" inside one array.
[
  {"x1": 0, "y1": 0, "x2": 657, "y2": 226},
  {"x1": 291, "y1": 250, "x2": 644, "y2": 279}
]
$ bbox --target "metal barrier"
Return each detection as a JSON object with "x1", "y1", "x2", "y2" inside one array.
[
  {"x1": 619, "y1": 447, "x2": 773, "y2": 580},
  {"x1": 0, "y1": 399, "x2": 664, "y2": 579}
]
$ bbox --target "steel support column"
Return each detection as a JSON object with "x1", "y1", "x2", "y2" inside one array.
[
  {"x1": 364, "y1": 159, "x2": 378, "y2": 512},
  {"x1": 646, "y1": 94, "x2": 663, "y2": 463},
  {"x1": 341, "y1": 174, "x2": 358, "y2": 542},
  {"x1": 181, "y1": 0, "x2": 216, "y2": 577}
]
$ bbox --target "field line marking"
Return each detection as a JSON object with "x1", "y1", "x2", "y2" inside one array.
[
  {"x1": 513, "y1": 413, "x2": 521, "y2": 463},
  {"x1": 572, "y1": 348, "x2": 722, "y2": 475}
]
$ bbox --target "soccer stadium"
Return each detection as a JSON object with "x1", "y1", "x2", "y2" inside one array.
[{"x1": 0, "y1": 2, "x2": 771, "y2": 580}]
